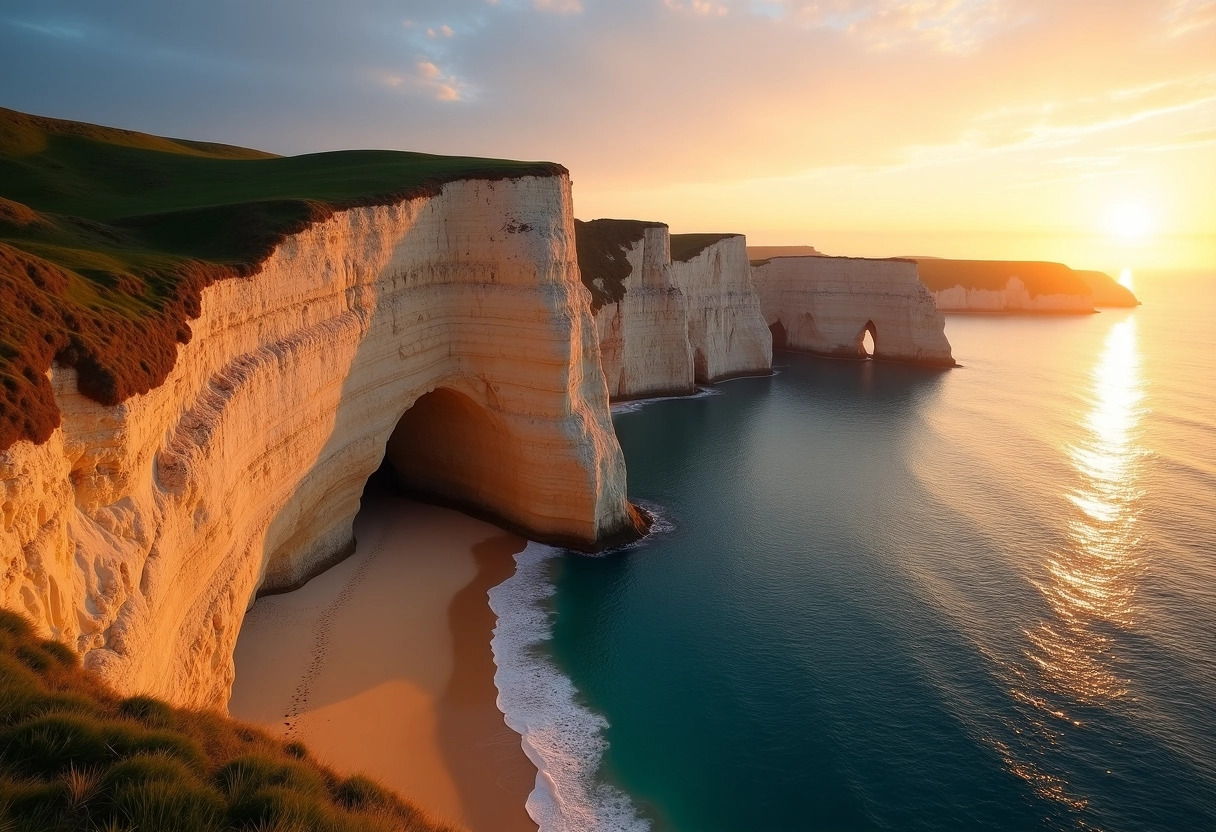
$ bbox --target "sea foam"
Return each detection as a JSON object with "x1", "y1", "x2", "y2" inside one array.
[
  {"x1": 489, "y1": 542, "x2": 651, "y2": 832},
  {"x1": 611, "y1": 385, "x2": 723, "y2": 414}
]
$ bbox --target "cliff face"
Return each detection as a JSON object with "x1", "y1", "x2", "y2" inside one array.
[
  {"x1": 670, "y1": 235, "x2": 773, "y2": 383},
  {"x1": 932, "y1": 276, "x2": 1094, "y2": 313},
  {"x1": 578, "y1": 222, "x2": 772, "y2": 399},
  {"x1": 752, "y1": 256, "x2": 954, "y2": 367},
  {"x1": 0, "y1": 174, "x2": 635, "y2": 709},
  {"x1": 591, "y1": 225, "x2": 696, "y2": 399}
]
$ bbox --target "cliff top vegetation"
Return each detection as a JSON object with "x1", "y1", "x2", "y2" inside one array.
[
  {"x1": 573, "y1": 218, "x2": 667, "y2": 311},
  {"x1": 0, "y1": 609, "x2": 458, "y2": 832},
  {"x1": 909, "y1": 258, "x2": 1099, "y2": 298},
  {"x1": 669, "y1": 233, "x2": 740, "y2": 264},
  {"x1": 0, "y1": 106, "x2": 565, "y2": 451}
]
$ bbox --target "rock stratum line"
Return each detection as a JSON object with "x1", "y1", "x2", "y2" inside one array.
[{"x1": 1, "y1": 173, "x2": 636, "y2": 709}]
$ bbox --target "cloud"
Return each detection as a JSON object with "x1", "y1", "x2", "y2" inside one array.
[
  {"x1": 663, "y1": 0, "x2": 730, "y2": 15},
  {"x1": 1165, "y1": 0, "x2": 1216, "y2": 37},
  {"x1": 660, "y1": 0, "x2": 1012, "y2": 51},
  {"x1": 533, "y1": 0, "x2": 583, "y2": 13},
  {"x1": 413, "y1": 60, "x2": 467, "y2": 101}
]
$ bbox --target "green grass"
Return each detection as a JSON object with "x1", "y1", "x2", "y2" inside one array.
[
  {"x1": 573, "y1": 218, "x2": 666, "y2": 310},
  {"x1": 668, "y1": 233, "x2": 740, "y2": 264},
  {"x1": 0, "y1": 106, "x2": 564, "y2": 451},
  {"x1": 0, "y1": 608, "x2": 460, "y2": 832}
]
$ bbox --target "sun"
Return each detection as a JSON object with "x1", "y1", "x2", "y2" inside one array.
[{"x1": 1106, "y1": 201, "x2": 1154, "y2": 244}]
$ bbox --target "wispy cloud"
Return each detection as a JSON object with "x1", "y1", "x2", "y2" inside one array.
[
  {"x1": 661, "y1": 0, "x2": 1013, "y2": 51},
  {"x1": 1165, "y1": 0, "x2": 1216, "y2": 37},
  {"x1": 533, "y1": 0, "x2": 583, "y2": 14}
]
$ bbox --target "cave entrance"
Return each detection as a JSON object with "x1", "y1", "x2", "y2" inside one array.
[
  {"x1": 859, "y1": 321, "x2": 877, "y2": 359},
  {"x1": 373, "y1": 386, "x2": 518, "y2": 517},
  {"x1": 693, "y1": 347, "x2": 709, "y2": 384},
  {"x1": 769, "y1": 321, "x2": 788, "y2": 351}
]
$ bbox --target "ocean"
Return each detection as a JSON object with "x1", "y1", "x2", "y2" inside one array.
[{"x1": 490, "y1": 270, "x2": 1216, "y2": 832}]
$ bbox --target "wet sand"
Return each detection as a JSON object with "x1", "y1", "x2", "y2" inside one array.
[{"x1": 229, "y1": 491, "x2": 536, "y2": 832}]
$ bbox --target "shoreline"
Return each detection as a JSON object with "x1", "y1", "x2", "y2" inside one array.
[{"x1": 229, "y1": 492, "x2": 537, "y2": 832}]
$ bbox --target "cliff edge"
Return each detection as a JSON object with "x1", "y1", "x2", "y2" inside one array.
[{"x1": 0, "y1": 110, "x2": 639, "y2": 708}]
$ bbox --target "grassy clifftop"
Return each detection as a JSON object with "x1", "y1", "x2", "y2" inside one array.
[
  {"x1": 0, "y1": 107, "x2": 565, "y2": 451},
  {"x1": 669, "y1": 233, "x2": 740, "y2": 264},
  {"x1": 910, "y1": 258, "x2": 1101, "y2": 299},
  {"x1": 573, "y1": 218, "x2": 666, "y2": 310},
  {"x1": 0, "y1": 610, "x2": 457, "y2": 832}
]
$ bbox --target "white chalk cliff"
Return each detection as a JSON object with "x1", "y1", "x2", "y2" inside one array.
[
  {"x1": 579, "y1": 221, "x2": 772, "y2": 399},
  {"x1": 0, "y1": 174, "x2": 638, "y2": 709},
  {"x1": 669, "y1": 235, "x2": 773, "y2": 383},
  {"x1": 932, "y1": 277, "x2": 1094, "y2": 313},
  {"x1": 752, "y1": 255, "x2": 955, "y2": 367},
  {"x1": 589, "y1": 224, "x2": 697, "y2": 399}
]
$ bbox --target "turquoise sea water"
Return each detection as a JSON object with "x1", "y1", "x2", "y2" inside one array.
[{"x1": 505, "y1": 270, "x2": 1216, "y2": 831}]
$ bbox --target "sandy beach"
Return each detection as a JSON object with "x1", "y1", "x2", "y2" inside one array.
[{"x1": 229, "y1": 490, "x2": 537, "y2": 832}]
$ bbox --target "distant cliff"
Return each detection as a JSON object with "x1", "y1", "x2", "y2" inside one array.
[
  {"x1": 752, "y1": 256, "x2": 955, "y2": 367},
  {"x1": 912, "y1": 258, "x2": 1139, "y2": 313},
  {"x1": 575, "y1": 220, "x2": 771, "y2": 399}
]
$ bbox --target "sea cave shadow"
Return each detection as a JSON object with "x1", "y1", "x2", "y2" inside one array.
[{"x1": 774, "y1": 348, "x2": 948, "y2": 425}]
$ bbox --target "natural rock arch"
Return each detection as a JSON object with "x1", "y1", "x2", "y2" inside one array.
[{"x1": 859, "y1": 320, "x2": 877, "y2": 359}]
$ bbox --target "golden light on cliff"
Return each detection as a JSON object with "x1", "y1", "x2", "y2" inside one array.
[{"x1": 1025, "y1": 317, "x2": 1146, "y2": 707}]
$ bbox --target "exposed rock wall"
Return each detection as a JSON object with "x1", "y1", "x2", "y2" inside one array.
[
  {"x1": 0, "y1": 174, "x2": 636, "y2": 709},
  {"x1": 752, "y1": 256, "x2": 954, "y2": 367},
  {"x1": 590, "y1": 225, "x2": 696, "y2": 399},
  {"x1": 669, "y1": 235, "x2": 772, "y2": 383},
  {"x1": 932, "y1": 276, "x2": 1094, "y2": 313},
  {"x1": 579, "y1": 222, "x2": 772, "y2": 399}
]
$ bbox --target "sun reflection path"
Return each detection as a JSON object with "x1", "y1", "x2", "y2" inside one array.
[
  {"x1": 996, "y1": 318, "x2": 1148, "y2": 815},
  {"x1": 1027, "y1": 317, "x2": 1146, "y2": 705}
]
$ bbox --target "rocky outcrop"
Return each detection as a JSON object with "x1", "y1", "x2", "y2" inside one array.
[
  {"x1": 669, "y1": 234, "x2": 772, "y2": 383},
  {"x1": 575, "y1": 221, "x2": 771, "y2": 399},
  {"x1": 0, "y1": 174, "x2": 638, "y2": 709},
  {"x1": 752, "y1": 255, "x2": 955, "y2": 367}
]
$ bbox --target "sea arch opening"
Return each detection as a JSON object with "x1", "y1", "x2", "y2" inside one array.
[{"x1": 859, "y1": 320, "x2": 877, "y2": 359}]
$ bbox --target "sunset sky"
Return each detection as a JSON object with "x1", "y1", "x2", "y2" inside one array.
[{"x1": 2, "y1": 0, "x2": 1213, "y2": 272}]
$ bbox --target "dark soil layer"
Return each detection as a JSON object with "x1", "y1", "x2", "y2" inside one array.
[
  {"x1": 910, "y1": 258, "x2": 1098, "y2": 298},
  {"x1": 574, "y1": 218, "x2": 666, "y2": 311},
  {"x1": 0, "y1": 107, "x2": 564, "y2": 451},
  {"x1": 0, "y1": 609, "x2": 457, "y2": 832},
  {"x1": 745, "y1": 245, "x2": 822, "y2": 260},
  {"x1": 669, "y1": 233, "x2": 740, "y2": 263}
]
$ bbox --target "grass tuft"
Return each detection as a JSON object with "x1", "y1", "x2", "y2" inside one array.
[{"x1": 0, "y1": 609, "x2": 460, "y2": 831}]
